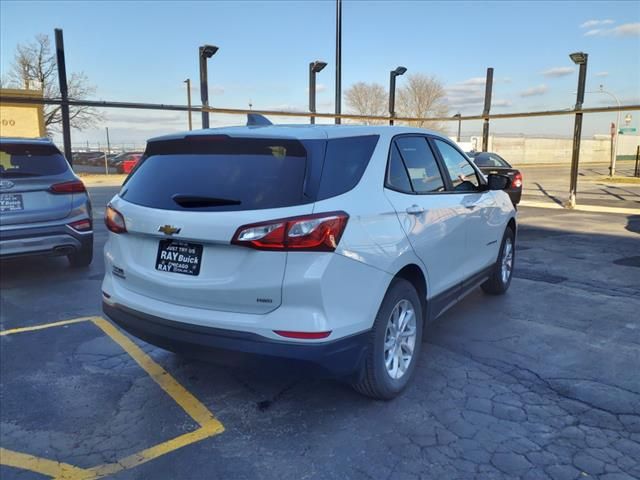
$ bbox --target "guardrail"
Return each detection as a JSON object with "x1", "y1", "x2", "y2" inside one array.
[{"x1": 1, "y1": 94, "x2": 638, "y2": 124}]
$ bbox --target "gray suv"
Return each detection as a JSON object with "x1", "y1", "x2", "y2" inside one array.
[{"x1": 0, "y1": 138, "x2": 93, "y2": 267}]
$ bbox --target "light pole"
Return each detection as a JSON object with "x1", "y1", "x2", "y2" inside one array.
[
  {"x1": 389, "y1": 66, "x2": 407, "y2": 126},
  {"x1": 199, "y1": 44, "x2": 219, "y2": 129},
  {"x1": 335, "y1": 0, "x2": 342, "y2": 124},
  {"x1": 184, "y1": 78, "x2": 192, "y2": 131},
  {"x1": 567, "y1": 51, "x2": 588, "y2": 209},
  {"x1": 597, "y1": 85, "x2": 621, "y2": 176},
  {"x1": 454, "y1": 113, "x2": 462, "y2": 142},
  {"x1": 309, "y1": 60, "x2": 327, "y2": 124}
]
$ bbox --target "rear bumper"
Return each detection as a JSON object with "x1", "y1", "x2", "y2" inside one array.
[
  {"x1": 0, "y1": 223, "x2": 92, "y2": 258},
  {"x1": 506, "y1": 188, "x2": 522, "y2": 205},
  {"x1": 102, "y1": 301, "x2": 369, "y2": 377}
]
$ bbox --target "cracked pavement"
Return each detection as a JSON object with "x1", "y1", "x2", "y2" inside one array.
[{"x1": 1, "y1": 184, "x2": 639, "y2": 479}]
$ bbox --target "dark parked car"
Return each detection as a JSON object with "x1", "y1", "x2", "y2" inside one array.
[
  {"x1": 467, "y1": 151, "x2": 522, "y2": 206},
  {"x1": 1, "y1": 138, "x2": 93, "y2": 266},
  {"x1": 72, "y1": 151, "x2": 103, "y2": 165}
]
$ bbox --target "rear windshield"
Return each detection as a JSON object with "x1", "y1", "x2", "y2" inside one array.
[
  {"x1": 0, "y1": 143, "x2": 69, "y2": 178},
  {"x1": 121, "y1": 135, "x2": 378, "y2": 212},
  {"x1": 470, "y1": 153, "x2": 509, "y2": 168}
]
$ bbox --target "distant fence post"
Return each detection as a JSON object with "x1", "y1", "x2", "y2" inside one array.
[{"x1": 634, "y1": 145, "x2": 639, "y2": 177}]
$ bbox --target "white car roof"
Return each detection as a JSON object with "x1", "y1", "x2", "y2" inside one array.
[{"x1": 148, "y1": 124, "x2": 446, "y2": 143}]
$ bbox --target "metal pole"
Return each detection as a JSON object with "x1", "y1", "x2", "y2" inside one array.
[
  {"x1": 610, "y1": 122, "x2": 615, "y2": 175},
  {"x1": 598, "y1": 87, "x2": 621, "y2": 176},
  {"x1": 634, "y1": 145, "x2": 639, "y2": 177},
  {"x1": 568, "y1": 55, "x2": 588, "y2": 208},
  {"x1": 335, "y1": 0, "x2": 342, "y2": 124},
  {"x1": 105, "y1": 126, "x2": 111, "y2": 175},
  {"x1": 309, "y1": 63, "x2": 316, "y2": 125},
  {"x1": 481, "y1": 67, "x2": 494, "y2": 152},
  {"x1": 389, "y1": 72, "x2": 396, "y2": 126},
  {"x1": 456, "y1": 113, "x2": 462, "y2": 142},
  {"x1": 185, "y1": 79, "x2": 193, "y2": 130},
  {"x1": 199, "y1": 48, "x2": 209, "y2": 129},
  {"x1": 54, "y1": 29, "x2": 72, "y2": 164}
]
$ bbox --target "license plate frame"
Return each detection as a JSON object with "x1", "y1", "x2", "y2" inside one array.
[
  {"x1": 0, "y1": 193, "x2": 24, "y2": 212},
  {"x1": 155, "y1": 239, "x2": 203, "y2": 276}
]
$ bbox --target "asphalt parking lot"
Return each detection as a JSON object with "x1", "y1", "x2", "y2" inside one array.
[{"x1": 1, "y1": 183, "x2": 639, "y2": 480}]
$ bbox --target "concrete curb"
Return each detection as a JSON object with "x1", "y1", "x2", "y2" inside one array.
[{"x1": 520, "y1": 200, "x2": 640, "y2": 215}]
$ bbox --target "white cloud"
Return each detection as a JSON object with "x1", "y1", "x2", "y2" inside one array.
[
  {"x1": 461, "y1": 77, "x2": 486, "y2": 86},
  {"x1": 580, "y1": 19, "x2": 614, "y2": 28},
  {"x1": 595, "y1": 71, "x2": 609, "y2": 77},
  {"x1": 583, "y1": 22, "x2": 640, "y2": 37},
  {"x1": 493, "y1": 99, "x2": 513, "y2": 107},
  {"x1": 541, "y1": 67, "x2": 574, "y2": 78},
  {"x1": 520, "y1": 85, "x2": 549, "y2": 97},
  {"x1": 612, "y1": 23, "x2": 640, "y2": 36}
]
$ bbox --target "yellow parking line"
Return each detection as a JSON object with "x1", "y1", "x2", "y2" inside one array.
[
  {"x1": 0, "y1": 317, "x2": 91, "y2": 336},
  {"x1": 1, "y1": 316, "x2": 224, "y2": 480},
  {"x1": 91, "y1": 317, "x2": 224, "y2": 431},
  {"x1": 0, "y1": 448, "x2": 90, "y2": 479},
  {"x1": 85, "y1": 423, "x2": 220, "y2": 478}
]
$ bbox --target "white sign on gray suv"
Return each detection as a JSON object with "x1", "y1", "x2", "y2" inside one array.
[{"x1": 102, "y1": 122, "x2": 516, "y2": 399}]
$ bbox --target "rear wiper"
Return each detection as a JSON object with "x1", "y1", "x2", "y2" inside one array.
[{"x1": 172, "y1": 194, "x2": 241, "y2": 208}]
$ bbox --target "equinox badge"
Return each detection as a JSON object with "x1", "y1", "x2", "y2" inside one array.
[{"x1": 158, "y1": 225, "x2": 181, "y2": 235}]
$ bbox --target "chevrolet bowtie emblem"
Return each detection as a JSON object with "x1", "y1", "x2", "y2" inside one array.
[{"x1": 158, "y1": 225, "x2": 181, "y2": 235}]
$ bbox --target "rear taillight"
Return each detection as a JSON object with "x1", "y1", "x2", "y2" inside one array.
[
  {"x1": 68, "y1": 219, "x2": 92, "y2": 232},
  {"x1": 512, "y1": 172, "x2": 523, "y2": 189},
  {"x1": 231, "y1": 211, "x2": 349, "y2": 251},
  {"x1": 50, "y1": 180, "x2": 86, "y2": 194},
  {"x1": 105, "y1": 205, "x2": 127, "y2": 233}
]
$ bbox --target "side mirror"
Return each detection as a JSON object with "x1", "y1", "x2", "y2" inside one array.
[{"x1": 487, "y1": 174, "x2": 510, "y2": 191}]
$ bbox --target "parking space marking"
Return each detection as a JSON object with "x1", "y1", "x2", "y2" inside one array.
[
  {"x1": 0, "y1": 316, "x2": 224, "y2": 480},
  {"x1": 92, "y1": 318, "x2": 221, "y2": 429},
  {"x1": 0, "y1": 447, "x2": 89, "y2": 479},
  {"x1": 0, "y1": 317, "x2": 92, "y2": 336}
]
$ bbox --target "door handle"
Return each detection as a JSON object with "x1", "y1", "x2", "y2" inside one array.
[
  {"x1": 464, "y1": 203, "x2": 477, "y2": 210},
  {"x1": 406, "y1": 205, "x2": 424, "y2": 215}
]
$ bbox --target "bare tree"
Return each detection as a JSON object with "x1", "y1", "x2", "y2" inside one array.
[
  {"x1": 396, "y1": 74, "x2": 448, "y2": 131},
  {"x1": 344, "y1": 82, "x2": 387, "y2": 124},
  {"x1": 6, "y1": 34, "x2": 101, "y2": 133}
]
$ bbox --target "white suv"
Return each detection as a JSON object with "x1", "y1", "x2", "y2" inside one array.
[{"x1": 102, "y1": 123, "x2": 516, "y2": 399}]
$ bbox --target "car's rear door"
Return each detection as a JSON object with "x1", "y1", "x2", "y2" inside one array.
[
  {"x1": 107, "y1": 135, "x2": 321, "y2": 315},
  {"x1": 383, "y1": 135, "x2": 466, "y2": 299},
  {"x1": 0, "y1": 143, "x2": 74, "y2": 226}
]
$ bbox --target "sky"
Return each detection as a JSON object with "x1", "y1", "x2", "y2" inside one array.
[{"x1": 1, "y1": 0, "x2": 639, "y2": 146}]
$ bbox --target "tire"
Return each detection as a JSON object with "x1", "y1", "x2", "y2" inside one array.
[
  {"x1": 352, "y1": 278, "x2": 423, "y2": 400},
  {"x1": 481, "y1": 227, "x2": 515, "y2": 295},
  {"x1": 68, "y1": 243, "x2": 93, "y2": 268}
]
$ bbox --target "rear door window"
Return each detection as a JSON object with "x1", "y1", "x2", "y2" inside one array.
[
  {"x1": 0, "y1": 144, "x2": 69, "y2": 178},
  {"x1": 394, "y1": 137, "x2": 445, "y2": 193}
]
